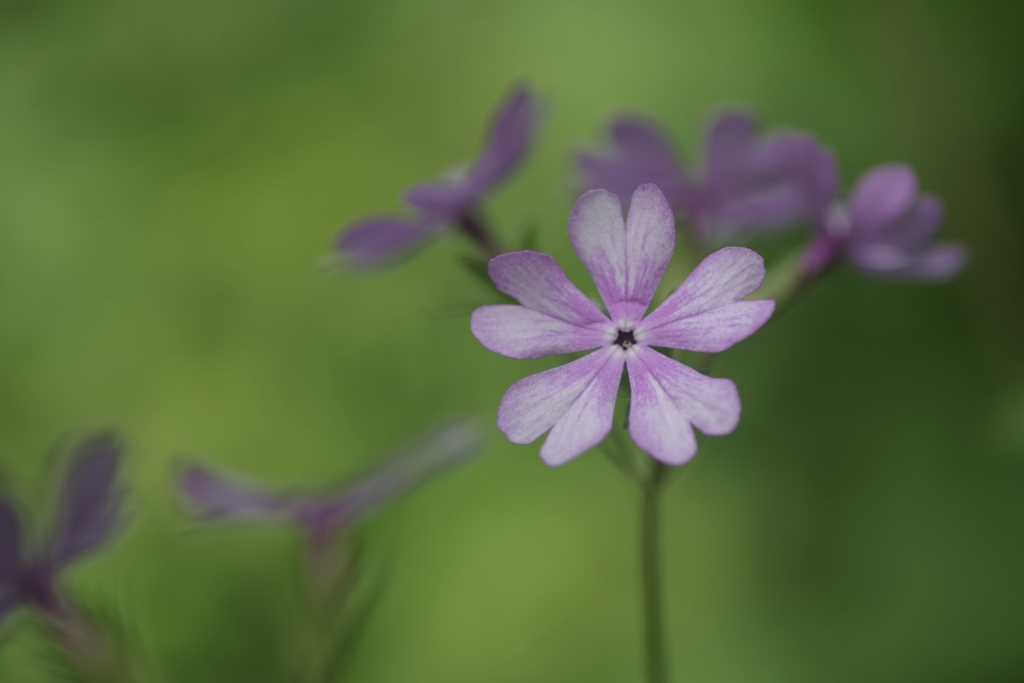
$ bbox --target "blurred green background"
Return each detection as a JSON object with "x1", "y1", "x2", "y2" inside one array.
[{"x1": 2, "y1": 0, "x2": 1023, "y2": 681}]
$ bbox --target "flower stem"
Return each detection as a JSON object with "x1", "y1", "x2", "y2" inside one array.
[
  {"x1": 457, "y1": 213, "x2": 504, "y2": 260},
  {"x1": 641, "y1": 462, "x2": 669, "y2": 683},
  {"x1": 46, "y1": 604, "x2": 153, "y2": 683},
  {"x1": 297, "y1": 534, "x2": 358, "y2": 683}
]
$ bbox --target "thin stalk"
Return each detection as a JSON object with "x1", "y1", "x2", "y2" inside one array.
[
  {"x1": 297, "y1": 533, "x2": 357, "y2": 683},
  {"x1": 641, "y1": 462, "x2": 668, "y2": 683},
  {"x1": 45, "y1": 605, "x2": 152, "y2": 683}
]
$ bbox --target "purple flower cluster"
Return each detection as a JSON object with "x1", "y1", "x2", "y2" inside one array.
[
  {"x1": 577, "y1": 108, "x2": 966, "y2": 282},
  {"x1": 0, "y1": 84, "x2": 975, "y2": 683},
  {"x1": 0, "y1": 434, "x2": 126, "y2": 624},
  {"x1": 578, "y1": 111, "x2": 824, "y2": 243},
  {"x1": 329, "y1": 90, "x2": 968, "y2": 467}
]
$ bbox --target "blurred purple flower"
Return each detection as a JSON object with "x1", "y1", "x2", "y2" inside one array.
[
  {"x1": 800, "y1": 163, "x2": 968, "y2": 282},
  {"x1": 336, "y1": 85, "x2": 541, "y2": 268},
  {"x1": 177, "y1": 418, "x2": 484, "y2": 544},
  {"x1": 470, "y1": 184, "x2": 774, "y2": 466},
  {"x1": 0, "y1": 433, "x2": 126, "y2": 625},
  {"x1": 577, "y1": 109, "x2": 835, "y2": 244},
  {"x1": 575, "y1": 116, "x2": 692, "y2": 217}
]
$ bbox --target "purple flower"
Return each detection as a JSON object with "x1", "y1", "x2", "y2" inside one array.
[
  {"x1": 800, "y1": 163, "x2": 968, "y2": 282},
  {"x1": 177, "y1": 418, "x2": 484, "y2": 543},
  {"x1": 470, "y1": 184, "x2": 774, "y2": 466},
  {"x1": 0, "y1": 433, "x2": 126, "y2": 625},
  {"x1": 577, "y1": 109, "x2": 834, "y2": 244},
  {"x1": 336, "y1": 85, "x2": 540, "y2": 268},
  {"x1": 575, "y1": 116, "x2": 693, "y2": 217}
]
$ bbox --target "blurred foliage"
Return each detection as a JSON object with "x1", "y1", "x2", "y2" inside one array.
[{"x1": 1, "y1": 0, "x2": 1023, "y2": 681}]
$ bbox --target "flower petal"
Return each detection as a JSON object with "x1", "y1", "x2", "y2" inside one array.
[
  {"x1": 611, "y1": 117, "x2": 680, "y2": 162},
  {"x1": 622, "y1": 185, "x2": 677, "y2": 316},
  {"x1": 465, "y1": 84, "x2": 540, "y2": 194},
  {"x1": 576, "y1": 115, "x2": 692, "y2": 211},
  {"x1": 642, "y1": 300, "x2": 775, "y2": 353},
  {"x1": 850, "y1": 242, "x2": 968, "y2": 281},
  {"x1": 316, "y1": 418, "x2": 485, "y2": 527},
  {"x1": 767, "y1": 132, "x2": 839, "y2": 223},
  {"x1": 336, "y1": 216, "x2": 439, "y2": 268},
  {"x1": 900, "y1": 244, "x2": 969, "y2": 281},
  {"x1": 626, "y1": 346, "x2": 741, "y2": 465},
  {"x1": 177, "y1": 464, "x2": 297, "y2": 523},
  {"x1": 487, "y1": 251, "x2": 608, "y2": 325},
  {"x1": 497, "y1": 347, "x2": 624, "y2": 466},
  {"x1": 50, "y1": 433, "x2": 126, "y2": 567},
  {"x1": 874, "y1": 194, "x2": 944, "y2": 249},
  {"x1": 568, "y1": 185, "x2": 676, "y2": 322},
  {"x1": 703, "y1": 109, "x2": 760, "y2": 180},
  {"x1": 708, "y1": 182, "x2": 808, "y2": 240},
  {"x1": 849, "y1": 163, "x2": 919, "y2": 236},
  {"x1": 404, "y1": 181, "x2": 473, "y2": 219},
  {"x1": 641, "y1": 247, "x2": 772, "y2": 351},
  {"x1": 0, "y1": 498, "x2": 22, "y2": 587},
  {"x1": 567, "y1": 189, "x2": 626, "y2": 311},
  {"x1": 699, "y1": 115, "x2": 838, "y2": 241},
  {"x1": 471, "y1": 305, "x2": 608, "y2": 359}
]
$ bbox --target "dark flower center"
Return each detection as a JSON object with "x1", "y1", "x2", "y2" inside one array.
[{"x1": 614, "y1": 329, "x2": 636, "y2": 348}]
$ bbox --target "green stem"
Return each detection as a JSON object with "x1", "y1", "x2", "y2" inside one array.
[
  {"x1": 641, "y1": 463, "x2": 668, "y2": 683},
  {"x1": 46, "y1": 606, "x2": 153, "y2": 683},
  {"x1": 297, "y1": 534, "x2": 357, "y2": 683}
]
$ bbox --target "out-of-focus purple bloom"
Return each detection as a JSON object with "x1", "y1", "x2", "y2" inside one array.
[
  {"x1": 336, "y1": 85, "x2": 540, "y2": 268},
  {"x1": 177, "y1": 422, "x2": 482, "y2": 683},
  {"x1": 177, "y1": 418, "x2": 484, "y2": 544},
  {"x1": 577, "y1": 109, "x2": 835, "y2": 244},
  {"x1": 575, "y1": 116, "x2": 693, "y2": 216},
  {"x1": 470, "y1": 184, "x2": 774, "y2": 467},
  {"x1": 0, "y1": 433, "x2": 127, "y2": 626},
  {"x1": 800, "y1": 163, "x2": 968, "y2": 282}
]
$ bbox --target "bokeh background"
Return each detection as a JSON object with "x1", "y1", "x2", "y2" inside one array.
[{"x1": 2, "y1": 0, "x2": 1024, "y2": 681}]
